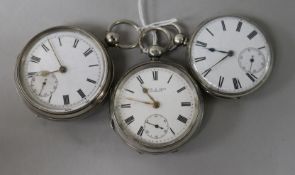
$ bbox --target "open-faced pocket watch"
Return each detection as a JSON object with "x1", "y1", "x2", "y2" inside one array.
[
  {"x1": 188, "y1": 15, "x2": 274, "y2": 98},
  {"x1": 15, "y1": 26, "x2": 113, "y2": 120},
  {"x1": 106, "y1": 21, "x2": 204, "y2": 154}
]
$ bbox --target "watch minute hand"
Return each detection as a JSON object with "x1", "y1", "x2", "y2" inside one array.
[{"x1": 202, "y1": 53, "x2": 232, "y2": 75}]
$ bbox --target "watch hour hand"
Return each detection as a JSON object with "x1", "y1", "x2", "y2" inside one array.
[{"x1": 208, "y1": 48, "x2": 232, "y2": 54}]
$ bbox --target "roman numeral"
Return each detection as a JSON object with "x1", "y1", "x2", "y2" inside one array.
[
  {"x1": 86, "y1": 78, "x2": 97, "y2": 84},
  {"x1": 84, "y1": 48, "x2": 93, "y2": 57},
  {"x1": 236, "y1": 21, "x2": 243, "y2": 32},
  {"x1": 170, "y1": 128, "x2": 175, "y2": 135},
  {"x1": 177, "y1": 86, "x2": 186, "y2": 93},
  {"x1": 218, "y1": 76, "x2": 224, "y2": 88},
  {"x1": 30, "y1": 56, "x2": 41, "y2": 63},
  {"x1": 181, "y1": 102, "x2": 191, "y2": 106},
  {"x1": 137, "y1": 126, "x2": 144, "y2": 136},
  {"x1": 27, "y1": 72, "x2": 37, "y2": 78},
  {"x1": 246, "y1": 73, "x2": 257, "y2": 82},
  {"x1": 121, "y1": 104, "x2": 131, "y2": 108},
  {"x1": 206, "y1": 28, "x2": 214, "y2": 36},
  {"x1": 89, "y1": 64, "x2": 99, "y2": 67},
  {"x1": 202, "y1": 68, "x2": 212, "y2": 77},
  {"x1": 63, "y1": 95, "x2": 70, "y2": 105},
  {"x1": 125, "y1": 89, "x2": 134, "y2": 93},
  {"x1": 125, "y1": 116, "x2": 135, "y2": 125},
  {"x1": 41, "y1": 44, "x2": 49, "y2": 52},
  {"x1": 195, "y1": 41, "x2": 207, "y2": 47},
  {"x1": 73, "y1": 39, "x2": 79, "y2": 48},
  {"x1": 58, "y1": 37, "x2": 62, "y2": 46},
  {"x1": 77, "y1": 89, "x2": 86, "y2": 98},
  {"x1": 194, "y1": 57, "x2": 206, "y2": 62},
  {"x1": 258, "y1": 46, "x2": 265, "y2": 50},
  {"x1": 48, "y1": 95, "x2": 52, "y2": 103},
  {"x1": 136, "y1": 75, "x2": 144, "y2": 84},
  {"x1": 167, "y1": 74, "x2": 173, "y2": 84},
  {"x1": 177, "y1": 115, "x2": 188, "y2": 124},
  {"x1": 233, "y1": 78, "x2": 242, "y2": 89},
  {"x1": 152, "y1": 71, "x2": 158, "y2": 80},
  {"x1": 248, "y1": 30, "x2": 258, "y2": 40},
  {"x1": 221, "y1": 20, "x2": 226, "y2": 31}
]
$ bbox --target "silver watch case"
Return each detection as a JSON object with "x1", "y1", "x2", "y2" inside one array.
[
  {"x1": 187, "y1": 15, "x2": 274, "y2": 99},
  {"x1": 15, "y1": 26, "x2": 113, "y2": 120},
  {"x1": 110, "y1": 60, "x2": 204, "y2": 154}
]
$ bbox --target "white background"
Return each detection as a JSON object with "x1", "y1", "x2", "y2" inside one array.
[{"x1": 0, "y1": 0, "x2": 294, "y2": 174}]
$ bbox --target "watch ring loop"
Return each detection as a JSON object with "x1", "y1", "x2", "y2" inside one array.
[{"x1": 107, "y1": 19, "x2": 140, "y2": 49}]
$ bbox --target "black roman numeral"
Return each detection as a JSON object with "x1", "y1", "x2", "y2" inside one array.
[
  {"x1": 167, "y1": 74, "x2": 173, "y2": 84},
  {"x1": 77, "y1": 89, "x2": 86, "y2": 98},
  {"x1": 63, "y1": 95, "x2": 70, "y2": 105},
  {"x1": 137, "y1": 126, "x2": 144, "y2": 136},
  {"x1": 258, "y1": 46, "x2": 265, "y2": 50},
  {"x1": 41, "y1": 44, "x2": 49, "y2": 52},
  {"x1": 121, "y1": 104, "x2": 131, "y2": 108},
  {"x1": 246, "y1": 73, "x2": 257, "y2": 82},
  {"x1": 73, "y1": 39, "x2": 79, "y2": 48},
  {"x1": 58, "y1": 37, "x2": 62, "y2": 46},
  {"x1": 136, "y1": 75, "x2": 144, "y2": 84},
  {"x1": 196, "y1": 41, "x2": 207, "y2": 47},
  {"x1": 89, "y1": 64, "x2": 99, "y2": 67},
  {"x1": 233, "y1": 78, "x2": 242, "y2": 89},
  {"x1": 86, "y1": 78, "x2": 97, "y2": 84},
  {"x1": 27, "y1": 72, "x2": 37, "y2": 78},
  {"x1": 218, "y1": 76, "x2": 224, "y2": 88},
  {"x1": 202, "y1": 68, "x2": 212, "y2": 77},
  {"x1": 170, "y1": 128, "x2": 175, "y2": 135},
  {"x1": 248, "y1": 30, "x2": 258, "y2": 40},
  {"x1": 84, "y1": 48, "x2": 93, "y2": 57},
  {"x1": 194, "y1": 57, "x2": 206, "y2": 62},
  {"x1": 31, "y1": 56, "x2": 41, "y2": 63},
  {"x1": 206, "y1": 28, "x2": 214, "y2": 36},
  {"x1": 48, "y1": 95, "x2": 52, "y2": 103},
  {"x1": 177, "y1": 115, "x2": 188, "y2": 124},
  {"x1": 236, "y1": 21, "x2": 243, "y2": 32},
  {"x1": 177, "y1": 86, "x2": 186, "y2": 93},
  {"x1": 181, "y1": 102, "x2": 192, "y2": 106},
  {"x1": 152, "y1": 71, "x2": 158, "y2": 80},
  {"x1": 125, "y1": 89, "x2": 134, "y2": 93},
  {"x1": 221, "y1": 20, "x2": 226, "y2": 31},
  {"x1": 125, "y1": 116, "x2": 135, "y2": 125}
]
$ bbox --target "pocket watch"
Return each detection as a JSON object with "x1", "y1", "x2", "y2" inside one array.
[
  {"x1": 15, "y1": 26, "x2": 113, "y2": 120},
  {"x1": 107, "y1": 21, "x2": 204, "y2": 153},
  {"x1": 188, "y1": 15, "x2": 273, "y2": 98}
]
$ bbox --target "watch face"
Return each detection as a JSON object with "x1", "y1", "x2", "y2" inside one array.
[
  {"x1": 111, "y1": 62, "x2": 203, "y2": 152},
  {"x1": 188, "y1": 16, "x2": 273, "y2": 98},
  {"x1": 16, "y1": 26, "x2": 110, "y2": 118}
]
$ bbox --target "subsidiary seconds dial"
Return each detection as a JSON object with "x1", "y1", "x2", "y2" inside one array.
[{"x1": 188, "y1": 16, "x2": 273, "y2": 98}]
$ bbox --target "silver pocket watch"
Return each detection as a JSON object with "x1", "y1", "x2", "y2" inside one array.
[
  {"x1": 188, "y1": 15, "x2": 274, "y2": 98},
  {"x1": 106, "y1": 21, "x2": 204, "y2": 154},
  {"x1": 15, "y1": 26, "x2": 113, "y2": 120}
]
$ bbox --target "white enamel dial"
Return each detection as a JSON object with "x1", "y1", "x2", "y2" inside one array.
[
  {"x1": 189, "y1": 16, "x2": 273, "y2": 98},
  {"x1": 112, "y1": 63, "x2": 203, "y2": 151},
  {"x1": 16, "y1": 27, "x2": 110, "y2": 117}
]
